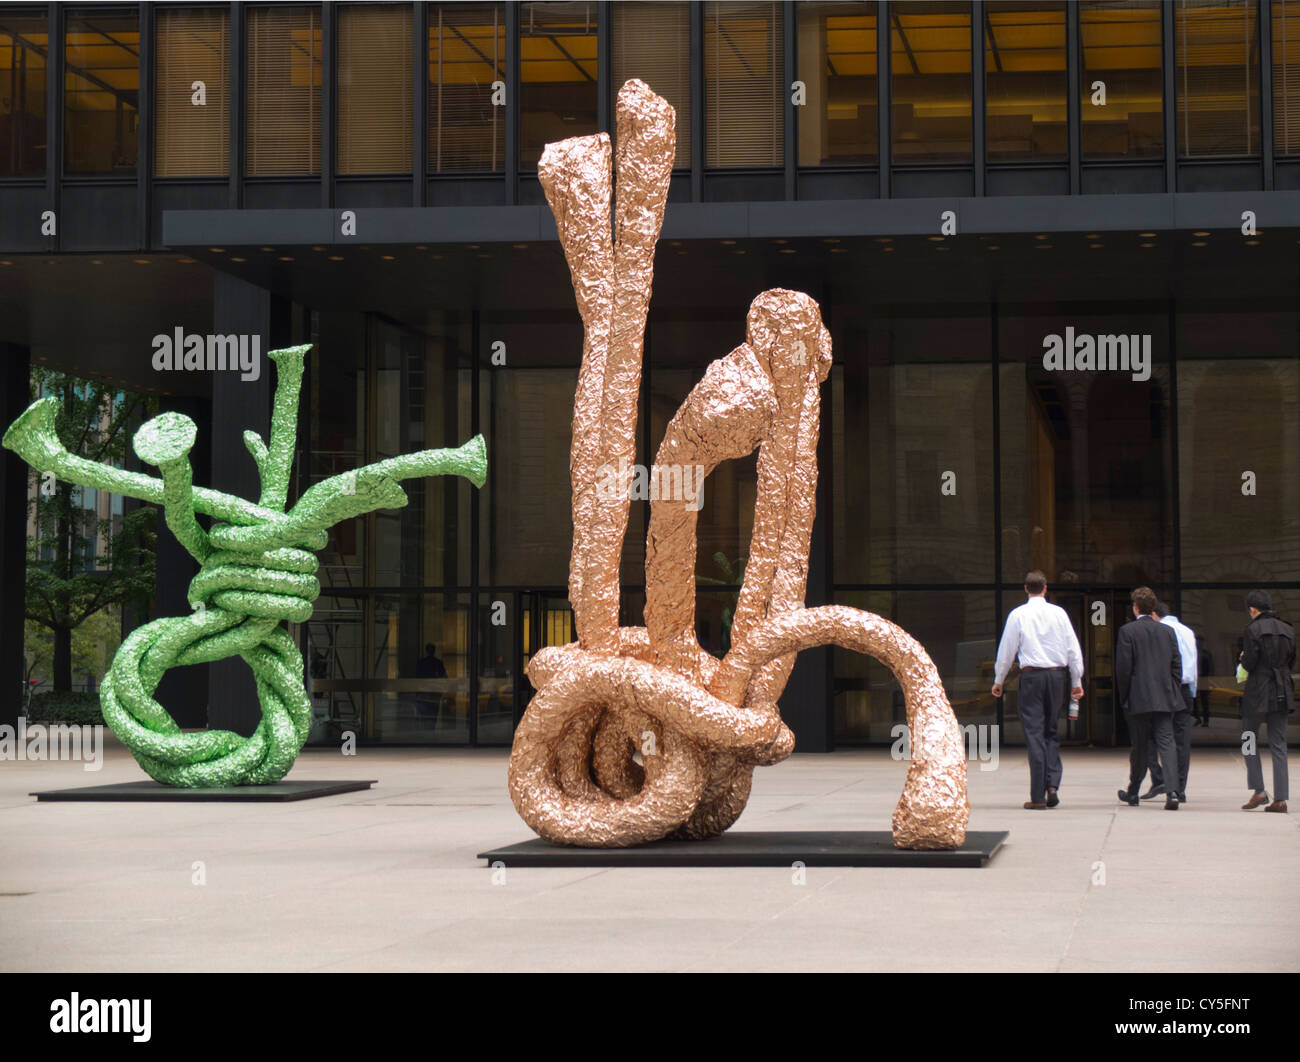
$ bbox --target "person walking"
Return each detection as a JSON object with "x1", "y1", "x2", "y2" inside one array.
[
  {"x1": 992, "y1": 570, "x2": 1084, "y2": 810},
  {"x1": 1116, "y1": 587, "x2": 1182, "y2": 811},
  {"x1": 1238, "y1": 591, "x2": 1294, "y2": 813},
  {"x1": 1139, "y1": 600, "x2": 1195, "y2": 803}
]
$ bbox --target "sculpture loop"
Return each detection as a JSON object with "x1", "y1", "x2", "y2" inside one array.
[
  {"x1": 507, "y1": 80, "x2": 969, "y2": 848},
  {"x1": 5, "y1": 344, "x2": 487, "y2": 786}
]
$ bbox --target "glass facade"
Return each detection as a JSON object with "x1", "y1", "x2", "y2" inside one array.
[
  {"x1": 520, "y1": 1, "x2": 598, "y2": 169},
  {"x1": 154, "y1": 8, "x2": 229, "y2": 178},
  {"x1": 0, "y1": 13, "x2": 47, "y2": 176},
  {"x1": 64, "y1": 9, "x2": 139, "y2": 174},
  {"x1": 985, "y1": 2, "x2": 1067, "y2": 162},
  {"x1": 891, "y1": 0, "x2": 972, "y2": 164},
  {"x1": 1080, "y1": 0, "x2": 1163, "y2": 158},
  {"x1": 796, "y1": 1, "x2": 878, "y2": 166},
  {"x1": 428, "y1": 2, "x2": 505, "y2": 173},
  {"x1": 1175, "y1": 0, "x2": 1261, "y2": 158}
]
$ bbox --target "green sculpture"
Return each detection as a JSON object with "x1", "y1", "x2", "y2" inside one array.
[{"x1": 3, "y1": 344, "x2": 487, "y2": 786}]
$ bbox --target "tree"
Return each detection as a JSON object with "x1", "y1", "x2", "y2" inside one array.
[{"x1": 24, "y1": 369, "x2": 156, "y2": 692}]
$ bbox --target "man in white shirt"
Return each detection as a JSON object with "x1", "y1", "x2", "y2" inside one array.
[
  {"x1": 992, "y1": 570, "x2": 1085, "y2": 809},
  {"x1": 1141, "y1": 600, "x2": 1197, "y2": 802}
]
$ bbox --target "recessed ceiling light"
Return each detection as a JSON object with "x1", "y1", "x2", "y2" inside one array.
[
  {"x1": 772, "y1": 239, "x2": 788, "y2": 245},
  {"x1": 1034, "y1": 244, "x2": 1052, "y2": 250},
  {"x1": 0, "y1": 260, "x2": 12, "y2": 266},
  {"x1": 935, "y1": 245, "x2": 949, "y2": 251},
  {"x1": 1084, "y1": 233, "x2": 1099, "y2": 239},
  {"x1": 987, "y1": 245, "x2": 999, "y2": 251},
  {"x1": 721, "y1": 239, "x2": 736, "y2": 245},
  {"x1": 311, "y1": 246, "x2": 324, "y2": 252},
  {"x1": 1193, "y1": 231, "x2": 1210, "y2": 237},
  {"x1": 882, "y1": 246, "x2": 894, "y2": 252},
  {"x1": 822, "y1": 237, "x2": 840, "y2": 244},
  {"x1": 380, "y1": 254, "x2": 395, "y2": 260},
  {"x1": 209, "y1": 247, "x2": 225, "y2": 253},
  {"x1": 830, "y1": 247, "x2": 847, "y2": 253},
  {"x1": 90, "y1": 259, "x2": 102, "y2": 265},
  {"x1": 1191, "y1": 241, "x2": 1206, "y2": 247},
  {"x1": 1090, "y1": 243, "x2": 1103, "y2": 249},
  {"x1": 1139, "y1": 232, "x2": 1156, "y2": 238},
  {"x1": 779, "y1": 248, "x2": 796, "y2": 254},
  {"x1": 874, "y1": 236, "x2": 893, "y2": 243},
  {"x1": 1246, "y1": 239, "x2": 1260, "y2": 246},
  {"x1": 328, "y1": 255, "x2": 343, "y2": 261},
  {"x1": 278, "y1": 255, "x2": 294, "y2": 261},
  {"x1": 260, "y1": 247, "x2": 274, "y2": 252},
  {"x1": 179, "y1": 257, "x2": 196, "y2": 264},
  {"x1": 231, "y1": 256, "x2": 246, "y2": 262},
  {"x1": 1034, "y1": 234, "x2": 1048, "y2": 240},
  {"x1": 133, "y1": 259, "x2": 150, "y2": 264},
  {"x1": 927, "y1": 236, "x2": 944, "y2": 242},
  {"x1": 1139, "y1": 242, "x2": 1154, "y2": 248},
  {"x1": 466, "y1": 244, "x2": 480, "y2": 249}
]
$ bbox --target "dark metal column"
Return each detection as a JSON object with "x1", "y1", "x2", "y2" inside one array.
[
  {"x1": 1260, "y1": 0, "x2": 1274, "y2": 190},
  {"x1": 784, "y1": 0, "x2": 796, "y2": 200},
  {"x1": 206, "y1": 274, "x2": 290, "y2": 735},
  {"x1": 505, "y1": 0, "x2": 519, "y2": 205},
  {"x1": 228, "y1": 1, "x2": 243, "y2": 209},
  {"x1": 597, "y1": 1, "x2": 610, "y2": 134},
  {"x1": 322, "y1": 1, "x2": 335, "y2": 208},
  {"x1": 877, "y1": 0, "x2": 890, "y2": 198},
  {"x1": 137, "y1": 2, "x2": 153, "y2": 248},
  {"x1": 0, "y1": 343, "x2": 31, "y2": 728},
  {"x1": 414, "y1": 0, "x2": 428, "y2": 205},
  {"x1": 45, "y1": 2, "x2": 63, "y2": 252},
  {"x1": 972, "y1": 0, "x2": 985, "y2": 197},
  {"x1": 1067, "y1": 0, "x2": 1081, "y2": 196},
  {"x1": 691, "y1": 0, "x2": 703, "y2": 200},
  {"x1": 1163, "y1": 0, "x2": 1177, "y2": 193}
]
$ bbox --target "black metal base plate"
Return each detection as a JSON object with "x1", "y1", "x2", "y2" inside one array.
[
  {"x1": 30, "y1": 779, "x2": 377, "y2": 802},
  {"x1": 479, "y1": 829, "x2": 1008, "y2": 868}
]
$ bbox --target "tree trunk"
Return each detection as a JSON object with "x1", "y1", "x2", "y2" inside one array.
[{"x1": 53, "y1": 625, "x2": 72, "y2": 691}]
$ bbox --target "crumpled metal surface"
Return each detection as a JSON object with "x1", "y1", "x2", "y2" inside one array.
[
  {"x1": 508, "y1": 79, "x2": 969, "y2": 849},
  {"x1": 3, "y1": 344, "x2": 487, "y2": 786}
]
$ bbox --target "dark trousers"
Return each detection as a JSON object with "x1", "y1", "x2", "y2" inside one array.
[
  {"x1": 1018, "y1": 667, "x2": 1067, "y2": 804},
  {"x1": 1126, "y1": 711, "x2": 1179, "y2": 797},
  {"x1": 1148, "y1": 686, "x2": 1193, "y2": 793},
  {"x1": 1243, "y1": 710, "x2": 1289, "y2": 802}
]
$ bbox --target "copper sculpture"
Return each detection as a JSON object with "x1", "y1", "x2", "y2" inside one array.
[{"x1": 507, "y1": 80, "x2": 968, "y2": 849}]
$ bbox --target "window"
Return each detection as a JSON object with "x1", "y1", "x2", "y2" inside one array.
[
  {"x1": 891, "y1": 1, "x2": 972, "y2": 164},
  {"x1": 985, "y1": 1, "x2": 1067, "y2": 161},
  {"x1": 1275, "y1": 0, "x2": 1300, "y2": 155},
  {"x1": 611, "y1": 1, "x2": 691, "y2": 167},
  {"x1": 247, "y1": 6, "x2": 321, "y2": 176},
  {"x1": 429, "y1": 3, "x2": 504, "y2": 173},
  {"x1": 337, "y1": 3, "x2": 412, "y2": 176},
  {"x1": 65, "y1": 10, "x2": 139, "y2": 174},
  {"x1": 1175, "y1": 0, "x2": 1261, "y2": 157},
  {"x1": 1080, "y1": 0, "x2": 1164, "y2": 158},
  {"x1": 796, "y1": 1, "x2": 877, "y2": 166},
  {"x1": 0, "y1": 13, "x2": 46, "y2": 177},
  {"x1": 155, "y1": 9, "x2": 229, "y2": 177},
  {"x1": 520, "y1": 1, "x2": 597, "y2": 170},
  {"x1": 705, "y1": 1, "x2": 784, "y2": 166}
]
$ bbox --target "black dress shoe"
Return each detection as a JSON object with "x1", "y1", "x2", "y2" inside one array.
[
  {"x1": 1177, "y1": 792, "x2": 1187, "y2": 803},
  {"x1": 1118, "y1": 788, "x2": 1139, "y2": 806},
  {"x1": 1140, "y1": 784, "x2": 1167, "y2": 800},
  {"x1": 1046, "y1": 789, "x2": 1060, "y2": 807},
  {"x1": 1164, "y1": 794, "x2": 1179, "y2": 810}
]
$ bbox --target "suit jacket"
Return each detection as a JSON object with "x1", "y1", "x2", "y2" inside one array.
[
  {"x1": 1241, "y1": 611, "x2": 1296, "y2": 716},
  {"x1": 1115, "y1": 616, "x2": 1182, "y2": 715}
]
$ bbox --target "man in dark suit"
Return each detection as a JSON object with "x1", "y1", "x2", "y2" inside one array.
[
  {"x1": 1116, "y1": 586, "x2": 1183, "y2": 810},
  {"x1": 1238, "y1": 590, "x2": 1294, "y2": 813}
]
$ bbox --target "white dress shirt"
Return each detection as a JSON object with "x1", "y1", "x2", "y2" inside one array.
[
  {"x1": 994, "y1": 595, "x2": 1084, "y2": 687},
  {"x1": 1160, "y1": 614, "x2": 1198, "y2": 695}
]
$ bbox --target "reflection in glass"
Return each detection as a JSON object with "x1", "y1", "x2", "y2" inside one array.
[
  {"x1": 1175, "y1": 0, "x2": 1260, "y2": 157},
  {"x1": 1176, "y1": 312, "x2": 1300, "y2": 583},
  {"x1": 1181, "y1": 588, "x2": 1299, "y2": 741},
  {"x1": 796, "y1": 1, "x2": 877, "y2": 166},
  {"x1": 65, "y1": 11, "x2": 139, "y2": 173},
  {"x1": 984, "y1": 2, "x2": 1066, "y2": 162},
  {"x1": 1274, "y1": 0, "x2": 1300, "y2": 155},
  {"x1": 428, "y1": 2, "x2": 505, "y2": 173},
  {"x1": 611, "y1": 1, "x2": 692, "y2": 168},
  {"x1": 998, "y1": 312, "x2": 1173, "y2": 587},
  {"x1": 831, "y1": 310, "x2": 993, "y2": 585},
  {"x1": 155, "y1": 8, "x2": 229, "y2": 177},
  {"x1": 890, "y1": 0, "x2": 972, "y2": 163},
  {"x1": 337, "y1": 3, "x2": 413, "y2": 175},
  {"x1": 833, "y1": 590, "x2": 998, "y2": 743},
  {"x1": 246, "y1": 6, "x2": 322, "y2": 176},
  {"x1": 705, "y1": 0, "x2": 785, "y2": 166},
  {"x1": 0, "y1": 14, "x2": 47, "y2": 176},
  {"x1": 520, "y1": 1, "x2": 597, "y2": 169},
  {"x1": 1081, "y1": 0, "x2": 1164, "y2": 158}
]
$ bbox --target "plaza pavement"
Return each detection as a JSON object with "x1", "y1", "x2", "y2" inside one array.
[{"x1": 1, "y1": 738, "x2": 1296, "y2": 972}]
